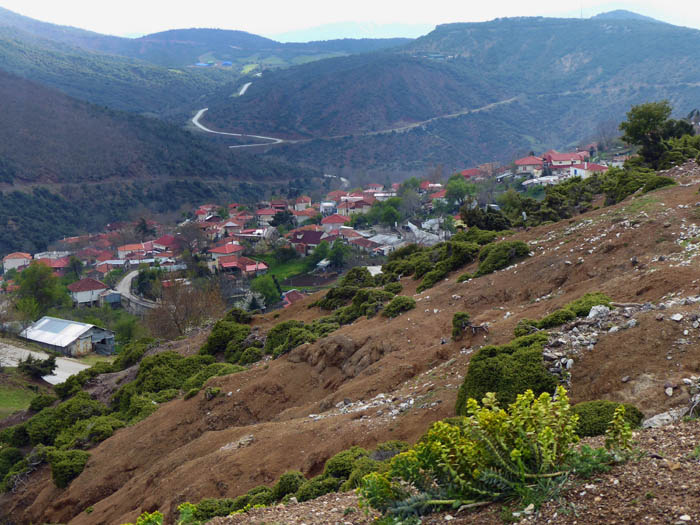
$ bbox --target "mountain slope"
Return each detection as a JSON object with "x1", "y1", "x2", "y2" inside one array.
[
  {"x1": 0, "y1": 70, "x2": 319, "y2": 253},
  {"x1": 3, "y1": 163, "x2": 700, "y2": 524},
  {"x1": 200, "y1": 15, "x2": 700, "y2": 174}
]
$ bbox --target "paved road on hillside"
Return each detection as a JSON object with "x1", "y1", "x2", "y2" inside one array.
[
  {"x1": 0, "y1": 340, "x2": 89, "y2": 385},
  {"x1": 238, "y1": 82, "x2": 252, "y2": 96},
  {"x1": 191, "y1": 96, "x2": 520, "y2": 148},
  {"x1": 192, "y1": 108, "x2": 286, "y2": 148},
  {"x1": 116, "y1": 270, "x2": 158, "y2": 310}
]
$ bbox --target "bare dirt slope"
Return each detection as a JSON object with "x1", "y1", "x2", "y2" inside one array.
[{"x1": 4, "y1": 161, "x2": 700, "y2": 524}]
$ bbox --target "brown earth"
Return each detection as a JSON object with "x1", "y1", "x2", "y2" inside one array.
[{"x1": 3, "y1": 161, "x2": 700, "y2": 524}]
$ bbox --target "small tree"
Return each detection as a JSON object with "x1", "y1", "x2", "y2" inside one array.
[
  {"x1": 15, "y1": 263, "x2": 69, "y2": 315},
  {"x1": 19, "y1": 355, "x2": 57, "y2": 379}
]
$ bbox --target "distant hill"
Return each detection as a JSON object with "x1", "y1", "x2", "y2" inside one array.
[
  {"x1": 0, "y1": 7, "x2": 410, "y2": 69},
  {"x1": 198, "y1": 15, "x2": 700, "y2": 174},
  {"x1": 0, "y1": 70, "x2": 319, "y2": 253},
  {"x1": 591, "y1": 10, "x2": 661, "y2": 22}
]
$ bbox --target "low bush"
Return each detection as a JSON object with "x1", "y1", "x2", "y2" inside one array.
[
  {"x1": 224, "y1": 307, "x2": 253, "y2": 324},
  {"x1": 238, "y1": 347, "x2": 263, "y2": 365},
  {"x1": 359, "y1": 387, "x2": 580, "y2": 516},
  {"x1": 475, "y1": 240, "x2": 530, "y2": 277},
  {"x1": 47, "y1": 448, "x2": 90, "y2": 488},
  {"x1": 0, "y1": 448, "x2": 22, "y2": 481},
  {"x1": 456, "y1": 333, "x2": 555, "y2": 412},
  {"x1": 247, "y1": 486, "x2": 275, "y2": 506},
  {"x1": 453, "y1": 226, "x2": 500, "y2": 246},
  {"x1": 272, "y1": 327, "x2": 317, "y2": 358},
  {"x1": 272, "y1": 470, "x2": 305, "y2": 500},
  {"x1": 340, "y1": 456, "x2": 382, "y2": 490},
  {"x1": 54, "y1": 415, "x2": 125, "y2": 449},
  {"x1": 383, "y1": 296, "x2": 416, "y2": 318},
  {"x1": 26, "y1": 393, "x2": 105, "y2": 446},
  {"x1": 263, "y1": 320, "x2": 304, "y2": 354},
  {"x1": 295, "y1": 475, "x2": 341, "y2": 502},
  {"x1": 572, "y1": 400, "x2": 644, "y2": 437},
  {"x1": 29, "y1": 394, "x2": 57, "y2": 412},
  {"x1": 0, "y1": 424, "x2": 29, "y2": 448},
  {"x1": 182, "y1": 363, "x2": 244, "y2": 391},
  {"x1": 112, "y1": 340, "x2": 153, "y2": 371},
  {"x1": 340, "y1": 267, "x2": 375, "y2": 288},
  {"x1": 514, "y1": 292, "x2": 612, "y2": 336},
  {"x1": 383, "y1": 282, "x2": 402, "y2": 295},
  {"x1": 200, "y1": 321, "x2": 250, "y2": 356},
  {"x1": 324, "y1": 446, "x2": 369, "y2": 479},
  {"x1": 451, "y1": 312, "x2": 471, "y2": 340}
]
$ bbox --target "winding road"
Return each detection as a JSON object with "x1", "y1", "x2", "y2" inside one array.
[
  {"x1": 116, "y1": 270, "x2": 158, "y2": 311},
  {"x1": 191, "y1": 96, "x2": 521, "y2": 149}
]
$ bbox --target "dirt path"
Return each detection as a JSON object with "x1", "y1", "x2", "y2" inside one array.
[{"x1": 0, "y1": 339, "x2": 89, "y2": 385}]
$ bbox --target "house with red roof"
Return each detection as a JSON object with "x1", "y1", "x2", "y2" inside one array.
[
  {"x1": 321, "y1": 214, "x2": 351, "y2": 231},
  {"x1": 288, "y1": 230, "x2": 338, "y2": 256},
  {"x1": 270, "y1": 199, "x2": 288, "y2": 211},
  {"x1": 117, "y1": 242, "x2": 154, "y2": 260},
  {"x1": 429, "y1": 189, "x2": 447, "y2": 202},
  {"x1": 153, "y1": 234, "x2": 178, "y2": 252},
  {"x1": 365, "y1": 183, "x2": 384, "y2": 191},
  {"x1": 326, "y1": 190, "x2": 348, "y2": 202},
  {"x1": 545, "y1": 151, "x2": 586, "y2": 166},
  {"x1": 217, "y1": 255, "x2": 268, "y2": 278},
  {"x1": 292, "y1": 208, "x2": 318, "y2": 225},
  {"x1": 349, "y1": 237, "x2": 382, "y2": 253},
  {"x1": 419, "y1": 181, "x2": 443, "y2": 193},
  {"x1": 460, "y1": 168, "x2": 482, "y2": 179},
  {"x1": 34, "y1": 257, "x2": 71, "y2": 276},
  {"x1": 568, "y1": 162, "x2": 609, "y2": 179},
  {"x1": 2, "y1": 252, "x2": 32, "y2": 272},
  {"x1": 67, "y1": 278, "x2": 108, "y2": 305},
  {"x1": 255, "y1": 208, "x2": 278, "y2": 226},
  {"x1": 294, "y1": 196, "x2": 312, "y2": 211},
  {"x1": 208, "y1": 242, "x2": 245, "y2": 261},
  {"x1": 337, "y1": 200, "x2": 371, "y2": 217},
  {"x1": 514, "y1": 156, "x2": 544, "y2": 176}
]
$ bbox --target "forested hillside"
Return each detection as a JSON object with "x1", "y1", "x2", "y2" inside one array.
[
  {"x1": 0, "y1": 71, "x2": 319, "y2": 253},
  {"x1": 199, "y1": 15, "x2": 700, "y2": 174}
]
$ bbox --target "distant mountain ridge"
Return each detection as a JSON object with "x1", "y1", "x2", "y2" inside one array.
[{"x1": 198, "y1": 14, "x2": 700, "y2": 174}]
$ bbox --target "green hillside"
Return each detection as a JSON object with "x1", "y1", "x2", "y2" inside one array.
[{"x1": 0, "y1": 70, "x2": 320, "y2": 253}]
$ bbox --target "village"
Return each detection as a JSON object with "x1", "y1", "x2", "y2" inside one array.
[{"x1": 0, "y1": 146, "x2": 619, "y2": 358}]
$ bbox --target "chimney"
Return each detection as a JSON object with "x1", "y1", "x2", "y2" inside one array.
[{"x1": 585, "y1": 162, "x2": 588, "y2": 169}]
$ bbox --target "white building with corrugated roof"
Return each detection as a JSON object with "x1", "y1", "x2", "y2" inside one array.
[{"x1": 20, "y1": 316, "x2": 115, "y2": 356}]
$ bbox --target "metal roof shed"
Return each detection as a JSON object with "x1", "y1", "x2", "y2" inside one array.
[{"x1": 20, "y1": 316, "x2": 115, "y2": 357}]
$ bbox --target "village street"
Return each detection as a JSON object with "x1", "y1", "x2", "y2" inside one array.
[{"x1": 0, "y1": 339, "x2": 89, "y2": 385}]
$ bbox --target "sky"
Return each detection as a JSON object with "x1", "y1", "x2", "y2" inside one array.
[{"x1": 0, "y1": 0, "x2": 698, "y2": 40}]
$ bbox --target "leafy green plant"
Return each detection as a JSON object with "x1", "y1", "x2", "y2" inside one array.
[
  {"x1": 475, "y1": 241, "x2": 530, "y2": 277},
  {"x1": 605, "y1": 405, "x2": 633, "y2": 453},
  {"x1": 383, "y1": 296, "x2": 416, "y2": 318},
  {"x1": 452, "y1": 312, "x2": 471, "y2": 340},
  {"x1": 359, "y1": 387, "x2": 579, "y2": 516},
  {"x1": 572, "y1": 400, "x2": 643, "y2": 437},
  {"x1": 47, "y1": 448, "x2": 90, "y2": 488}
]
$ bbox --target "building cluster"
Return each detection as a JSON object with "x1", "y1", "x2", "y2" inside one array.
[{"x1": 513, "y1": 149, "x2": 611, "y2": 187}]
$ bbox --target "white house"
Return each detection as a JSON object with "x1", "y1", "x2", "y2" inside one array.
[
  {"x1": 2, "y1": 252, "x2": 32, "y2": 272},
  {"x1": 67, "y1": 278, "x2": 108, "y2": 305}
]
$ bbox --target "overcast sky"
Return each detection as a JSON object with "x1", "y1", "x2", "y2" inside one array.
[{"x1": 0, "y1": 0, "x2": 697, "y2": 39}]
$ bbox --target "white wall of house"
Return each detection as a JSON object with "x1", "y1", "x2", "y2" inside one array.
[
  {"x1": 72, "y1": 288, "x2": 106, "y2": 305},
  {"x1": 2, "y1": 257, "x2": 31, "y2": 272}
]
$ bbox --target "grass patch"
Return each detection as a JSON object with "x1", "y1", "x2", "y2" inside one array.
[
  {"x1": 254, "y1": 256, "x2": 311, "y2": 282},
  {"x1": 616, "y1": 195, "x2": 660, "y2": 216},
  {"x1": 75, "y1": 354, "x2": 116, "y2": 367},
  {"x1": 0, "y1": 369, "x2": 45, "y2": 420},
  {"x1": 241, "y1": 64, "x2": 259, "y2": 74}
]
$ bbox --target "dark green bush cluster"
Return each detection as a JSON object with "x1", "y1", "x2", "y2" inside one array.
[
  {"x1": 572, "y1": 400, "x2": 644, "y2": 437},
  {"x1": 47, "y1": 448, "x2": 90, "y2": 488},
  {"x1": 514, "y1": 292, "x2": 612, "y2": 337},
  {"x1": 199, "y1": 320, "x2": 251, "y2": 358},
  {"x1": 474, "y1": 240, "x2": 530, "y2": 277},
  {"x1": 383, "y1": 282, "x2": 403, "y2": 295},
  {"x1": 111, "y1": 340, "x2": 155, "y2": 372},
  {"x1": 456, "y1": 333, "x2": 556, "y2": 413},
  {"x1": 383, "y1": 296, "x2": 416, "y2": 318},
  {"x1": 452, "y1": 226, "x2": 501, "y2": 246},
  {"x1": 26, "y1": 392, "x2": 105, "y2": 446},
  {"x1": 54, "y1": 361, "x2": 116, "y2": 399},
  {"x1": 181, "y1": 363, "x2": 245, "y2": 391},
  {"x1": 54, "y1": 415, "x2": 125, "y2": 449},
  {"x1": 224, "y1": 307, "x2": 253, "y2": 324},
  {"x1": 451, "y1": 312, "x2": 471, "y2": 340},
  {"x1": 178, "y1": 441, "x2": 408, "y2": 520},
  {"x1": 0, "y1": 448, "x2": 23, "y2": 482},
  {"x1": 340, "y1": 267, "x2": 376, "y2": 288},
  {"x1": 310, "y1": 286, "x2": 361, "y2": 310},
  {"x1": 602, "y1": 165, "x2": 677, "y2": 204},
  {"x1": 29, "y1": 394, "x2": 58, "y2": 412},
  {"x1": 383, "y1": 241, "x2": 480, "y2": 292}
]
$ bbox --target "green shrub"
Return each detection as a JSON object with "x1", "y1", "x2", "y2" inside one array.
[
  {"x1": 340, "y1": 267, "x2": 375, "y2": 288},
  {"x1": 54, "y1": 361, "x2": 116, "y2": 399},
  {"x1": 182, "y1": 363, "x2": 244, "y2": 391},
  {"x1": 272, "y1": 327, "x2": 317, "y2": 358},
  {"x1": 310, "y1": 286, "x2": 360, "y2": 310},
  {"x1": 383, "y1": 282, "x2": 402, "y2": 295},
  {"x1": 513, "y1": 293, "x2": 612, "y2": 336},
  {"x1": 643, "y1": 176, "x2": 676, "y2": 193},
  {"x1": 187, "y1": 498, "x2": 237, "y2": 521},
  {"x1": 112, "y1": 340, "x2": 152, "y2": 371},
  {"x1": 26, "y1": 393, "x2": 105, "y2": 446},
  {"x1": 416, "y1": 263, "x2": 449, "y2": 292},
  {"x1": 0, "y1": 448, "x2": 23, "y2": 481},
  {"x1": 538, "y1": 308, "x2": 577, "y2": 328},
  {"x1": 572, "y1": 400, "x2": 644, "y2": 437},
  {"x1": 456, "y1": 272, "x2": 471, "y2": 282},
  {"x1": 200, "y1": 321, "x2": 250, "y2": 356},
  {"x1": 184, "y1": 388, "x2": 199, "y2": 400},
  {"x1": 341, "y1": 456, "x2": 381, "y2": 490},
  {"x1": 383, "y1": 296, "x2": 416, "y2": 318},
  {"x1": 264, "y1": 320, "x2": 305, "y2": 354},
  {"x1": 451, "y1": 312, "x2": 471, "y2": 340},
  {"x1": 29, "y1": 394, "x2": 58, "y2": 412},
  {"x1": 308, "y1": 317, "x2": 340, "y2": 337},
  {"x1": 47, "y1": 448, "x2": 90, "y2": 488},
  {"x1": 567, "y1": 292, "x2": 612, "y2": 317},
  {"x1": 359, "y1": 387, "x2": 579, "y2": 514},
  {"x1": 272, "y1": 470, "x2": 306, "y2": 500},
  {"x1": 225, "y1": 307, "x2": 253, "y2": 324},
  {"x1": 0, "y1": 424, "x2": 29, "y2": 448},
  {"x1": 238, "y1": 347, "x2": 263, "y2": 365},
  {"x1": 324, "y1": 446, "x2": 369, "y2": 479},
  {"x1": 295, "y1": 475, "x2": 341, "y2": 502},
  {"x1": 247, "y1": 485, "x2": 274, "y2": 506},
  {"x1": 54, "y1": 415, "x2": 125, "y2": 449},
  {"x1": 453, "y1": 226, "x2": 500, "y2": 246},
  {"x1": 371, "y1": 440, "x2": 410, "y2": 461},
  {"x1": 456, "y1": 333, "x2": 555, "y2": 412},
  {"x1": 475, "y1": 241, "x2": 530, "y2": 277}
]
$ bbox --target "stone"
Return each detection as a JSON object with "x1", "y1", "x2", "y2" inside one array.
[
  {"x1": 566, "y1": 358, "x2": 574, "y2": 370},
  {"x1": 665, "y1": 387, "x2": 674, "y2": 397},
  {"x1": 626, "y1": 319, "x2": 638, "y2": 328},
  {"x1": 679, "y1": 516, "x2": 691, "y2": 522},
  {"x1": 609, "y1": 325, "x2": 620, "y2": 334},
  {"x1": 621, "y1": 376, "x2": 630, "y2": 383},
  {"x1": 656, "y1": 314, "x2": 665, "y2": 321},
  {"x1": 588, "y1": 305, "x2": 611, "y2": 319},
  {"x1": 671, "y1": 313, "x2": 684, "y2": 322}
]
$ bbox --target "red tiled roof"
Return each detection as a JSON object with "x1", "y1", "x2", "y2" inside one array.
[
  {"x1": 209, "y1": 243, "x2": 245, "y2": 255},
  {"x1": 67, "y1": 278, "x2": 107, "y2": 293},
  {"x1": 3, "y1": 252, "x2": 32, "y2": 261},
  {"x1": 515, "y1": 156, "x2": 544, "y2": 166},
  {"x1": 35, "y1": 257, "x2": 70, "y2": 269},
  {"x1": 461, "y1": 168, "x2": 481, "y2": 178},
  {"x1": 295, "y1": 195, "x2": 312, "y2": 204},
  {"x1": 546, "y1": 152, "x2": 585, "y2": 162},
  {"x1": 430, "y1": 189, "x2": 447, "y2": 199},
  {"x1": 154, "y1": 234, "x2": 176, "y2": 247},
  {"x1": 350, "y1": 238, "x2": 381, "y2": 249},
  {"x1": 570, "y1": 163, "x2": 609, "y2": 172},
  {"x1": 283, "y1": 289, "x2": 305, "y2": 307},
  {"x1": 321, "y1": 214, "x2": 351, "y2": 224}
]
